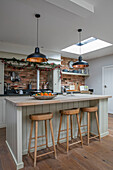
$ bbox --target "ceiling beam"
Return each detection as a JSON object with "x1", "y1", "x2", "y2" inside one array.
[
  {"x1": 70, "y1": 0, "x2": 94, "y2": 13},
  {"x1": 45, "y1": 0, "x2": 94, "y2": 17}
]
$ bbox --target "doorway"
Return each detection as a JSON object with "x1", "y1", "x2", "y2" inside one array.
[{"x1": 102, "y1": 65, "x2": 113, "y2": 114}]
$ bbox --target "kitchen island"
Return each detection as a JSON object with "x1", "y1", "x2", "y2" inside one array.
[{"x1": 5, "y1": 94, "x2": 111, "y2": 170}]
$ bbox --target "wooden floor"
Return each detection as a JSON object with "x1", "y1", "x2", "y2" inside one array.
[{"x1": 0, "y1": 114, "x2": 113, "y2": 170}]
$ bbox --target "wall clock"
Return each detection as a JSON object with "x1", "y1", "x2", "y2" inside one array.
[{"x1": 68, "y1": 61, "x2": 74, "y2": 69}]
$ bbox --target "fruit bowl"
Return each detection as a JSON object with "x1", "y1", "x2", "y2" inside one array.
[{"x1": 33, "y1": 93, "x2": 57, "y2": 100}]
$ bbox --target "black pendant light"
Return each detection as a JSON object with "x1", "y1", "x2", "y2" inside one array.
[
  {"x1": 27, "y1": 14, "x2": 48, "y2": 63},
  {"x1": 72, "y1": 29, "x2": 89, "y2": 69}
]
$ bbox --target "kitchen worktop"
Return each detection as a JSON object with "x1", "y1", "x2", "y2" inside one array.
[
  {"x1": 5, "y1": 94, "x2": 111, "y2": 106},
  {"x1": 0, "y1": 94, "x2": 30, "y2": 96}
]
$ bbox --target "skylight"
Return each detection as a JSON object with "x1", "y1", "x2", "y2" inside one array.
[{"x1": 61, "y1": 37, "x2": 112, "y2": 54}]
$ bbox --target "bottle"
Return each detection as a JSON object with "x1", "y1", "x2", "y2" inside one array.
[{"x1": 28, "y1": 81, "x2": 32, "y2": 89}]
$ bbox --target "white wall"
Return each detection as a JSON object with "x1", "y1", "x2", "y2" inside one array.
[{"x1": 85, "y1": 54, "x2": 113, "y2": 94}]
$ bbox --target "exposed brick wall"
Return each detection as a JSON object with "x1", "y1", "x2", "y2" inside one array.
[
  {"x1": 61, "y1": 56, "x2": 78, "y2": 71},
  {"x1": 4, "y1": 66, "x2": 48, "y2": 89},
  {"x1": 4, "y1": 66, "x2": 37, "y2": 89},
  {"x1": 40, "y1": 71, "x2": 48, "y2": 89},
  {"x1": 61, "y1": 56, "x2": 85, "y2": 90},
  {"x1": 4, "y1": 56, "x2": 85, "y2": 90}
]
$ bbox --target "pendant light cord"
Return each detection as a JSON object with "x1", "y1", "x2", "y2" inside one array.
[
  {"x1": 78, "y1": 29, "x2": 82, "y2": 55},
  {"x1": 79, "y1": 30, "x2": 81, "y2": 55},
  {"x1": 35, "y1": 14, "x2": 40, "y2": 47},
  {"x1": 37, "y1": 17, "x2": 38, "y2": 47}
]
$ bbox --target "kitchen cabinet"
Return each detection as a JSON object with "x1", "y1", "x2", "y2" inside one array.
[
  {"x1": 0, "y1": 97, "x2": 6, "y2": 128},
  {"x1": 0, "y1": 61, "x2": 4, "y2": 94},
  {"x1": 53, "y1": 68, "x2": 61, "y2": 92},
  {"x1": 48, "y1": 68, "x2": 61, "y2": 93}
]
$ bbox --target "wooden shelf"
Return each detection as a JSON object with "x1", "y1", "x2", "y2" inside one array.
[{"x1": 62, "y1": 71, "x2": 89, "y2": 76}]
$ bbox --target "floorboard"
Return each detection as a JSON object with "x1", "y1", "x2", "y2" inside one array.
[{"x1": 0, "y1": 114, "x2": 113, "y2": 170}]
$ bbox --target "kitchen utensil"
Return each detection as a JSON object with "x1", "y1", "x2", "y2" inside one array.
[
  {"x1": 69, "y1": 85, "x2": 75, "y2": 90},
  {"x1": 62, "y1": 69, "x2": 68, "y2": 72},
  {"x1": 19, "y1": 90, "x2": 23, "y2": 94},
  {"x1": 73, "y1": 70, "x2": 77, "y2": 73}
]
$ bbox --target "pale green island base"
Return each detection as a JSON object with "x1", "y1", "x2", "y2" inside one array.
[{"x1": 5, "y1": 94, "x2": 111, "y2": 170}]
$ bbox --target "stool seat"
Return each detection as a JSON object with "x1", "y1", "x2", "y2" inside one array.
[
  {"x1": 29, "y1": 113, "x2": 53, "y2": 121},
  {"x1": 81, "y1": 106, "x2": 98, "y2": 112},
  {"x1": 60, "y1": 108, "x2": 80, "y2": 115},
  {"x1": 28, "y1": 112, "x2": 56, "y2": 167},
  {"x1": 57, "y1": 108, "x2": 83, "y2": 153}
]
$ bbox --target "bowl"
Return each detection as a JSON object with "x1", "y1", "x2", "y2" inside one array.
[
  {"x1": 33, "y1": 94, "x2": 57, "y2": 100},
  {"x1": 62, "y1": 69, "x2": 68, "y2": 72},
  {"x1": 72, "y1": 70, "x2": 77, "y2": 73}
]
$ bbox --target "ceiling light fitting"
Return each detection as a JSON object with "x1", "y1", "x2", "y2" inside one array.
[
  {"x1": 72, "y1": 29, "x2": 89, "y2": 69},
  {"x1": 26, "y1": 14, "x2": 48, "y2": 63}
]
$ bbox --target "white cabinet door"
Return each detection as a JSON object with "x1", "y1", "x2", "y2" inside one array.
[
  {"x1": 0, "y1": 61, "x2": 4, "y2": 94},
  {"x1": 53, "y1": 68, "x2": 61, "y2": 93},
  {"x1": 0, "y1": 97, "x2": 6, "y2": 128},
  {"x1": 103, "y1": 66, "x2": 113, "y2": 113}
]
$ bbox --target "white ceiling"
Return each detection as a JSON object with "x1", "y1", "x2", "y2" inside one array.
[{"x1": 1, "y1": 0, "x2": 113, "y2": 60}]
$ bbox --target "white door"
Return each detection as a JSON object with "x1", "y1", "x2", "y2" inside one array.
[
  {"x1": 103, "y1": 66, "x2": 113, "y2": 113},
  {"x1": 0, "y1": 61, "x2": 4, "y2": 94}
]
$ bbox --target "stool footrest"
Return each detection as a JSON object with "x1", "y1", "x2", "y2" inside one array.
[
  {"x1": 89, "y1": 135, "x2": 99, "y2": 140},
  {"x1": 81, "y1": 131, "x2": 88, "y2": 134},
  {"x1": 80, "y1": 125, "x2": 87, "y2": 127},
  {"x1": 30, "y1": 143, "x2": 46, "y2": 149},
  {"x1": 90, "y1": 132, "x2": 96, "y2": 136},
  {"x1": 59, "y1": 136, "x2": 71, "y2": 141},
  {"x1": 57, "y1": 142, "x2": 66, "y2": 149},
  {"x1": 36, "y1": 151, "x2": 54, "y2": 158},
  {"x1": 69, "y1": 140, "x2": 82, "y2": 146},
  {"x1": 31, "y1": 135, "x2": 45, "y2": 140},
  {"x1": 29, "y1": 152, "x2": 34, "y2": 160},
  {"x1": 60, "y1": 128, "x2": 71, "y2": 132}
]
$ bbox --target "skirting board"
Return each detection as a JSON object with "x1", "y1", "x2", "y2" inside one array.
[
  {"x1": 100, "y1": 131, "x2": 109, "y2": 138},
  {"x1": 6, "y1": 140, "x2": 24, "y2": 170}
]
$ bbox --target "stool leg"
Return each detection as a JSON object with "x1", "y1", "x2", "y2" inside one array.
[
  {"x1": 28, "y1": 120, "x2": 33, "y2": 155},
  {"x1": 76, "y1": 114, "x2": 83, "y2": 147},
  {"x1": 57, "y1": 114, "x2": 63, "y2": 144},
  {"x1": 34, "y1": 121, "x2": 38, "y2": 167},
  {"x1": 78, "y1": 111, "x2": 83, "y2": 137},
  {"x1": 49, "y1": 119, "x2": 57, "y2": 158},
  {"x1": 45, "y1": 120, "x2": 48, "y2": 147},
  {"x1": 87, "y1": 112, "x2": 90, "y2": 145},
  {"x1": 89, "y1": 113, "x2": 91, "y2": 135},
  {"x1": 67, "y1": 115, "x2": 69, "y2": 153},
  {"x1": 95, "y1": 111, "x2": 101, "y2": 141},
  {"x1": 70, "y1": 115, "x2": 73, "y2": 140}
]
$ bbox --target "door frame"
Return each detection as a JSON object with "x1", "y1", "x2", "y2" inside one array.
[{"x1": 102, "y1": 65, "x2": 113, "y2": 95}]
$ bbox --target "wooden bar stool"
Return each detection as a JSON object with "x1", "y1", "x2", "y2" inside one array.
[
  {"x1": 57, "y1": 108, "x2": 83, "y2": 153},
  {"x1": 28, "y1": 112, "x2": 56, "y2": 167},
  {"x1": 79, "y1": 106, "x2": 101, "y2": 145}
]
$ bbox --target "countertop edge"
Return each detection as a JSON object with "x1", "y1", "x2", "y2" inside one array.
[{"x1": 5, "y1": 95, "x2": 112, "y2": 107}]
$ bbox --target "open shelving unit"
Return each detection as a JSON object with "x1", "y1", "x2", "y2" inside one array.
[{"x1": 62, "y1": 71, "x2": 89, "y2": 77}]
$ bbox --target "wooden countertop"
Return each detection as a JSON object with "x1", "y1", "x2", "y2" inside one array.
[{"x1": 5, "y1": 94, "x2": 112, "y2": 107}]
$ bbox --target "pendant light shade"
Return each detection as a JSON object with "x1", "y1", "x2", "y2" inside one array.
[
  {"x1": 72, "y1": 29, "x2": 89, "y2": 68},
  {"x1": 26, "y1": 14, "x2": 48, "y2": 63}
]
